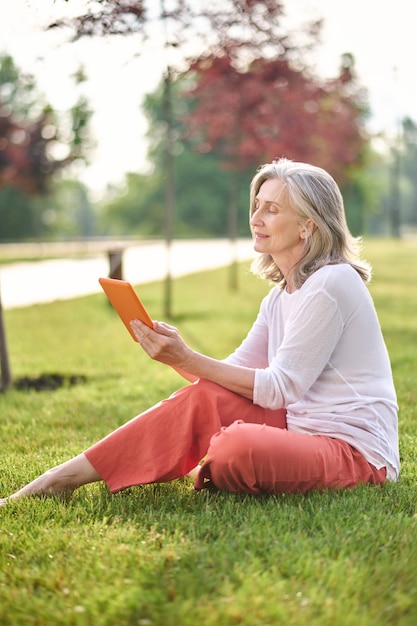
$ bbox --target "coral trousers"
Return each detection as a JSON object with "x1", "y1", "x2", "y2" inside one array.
[{"x1": 85, "y1": 379, "x2": 386, "y2": 495}]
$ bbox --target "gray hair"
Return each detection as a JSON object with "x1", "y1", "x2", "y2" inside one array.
[{"x1": 249, "y1": 158, "x2": 371, "y2": 287}]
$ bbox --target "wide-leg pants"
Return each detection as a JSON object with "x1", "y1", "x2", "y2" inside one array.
[{"x1": 85, "y1": 379, "x2": 386, "y2": 495}]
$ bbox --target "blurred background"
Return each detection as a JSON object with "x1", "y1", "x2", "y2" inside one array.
[{"x1": 0, "y1": 0, "x2": 415, "y2": 246}]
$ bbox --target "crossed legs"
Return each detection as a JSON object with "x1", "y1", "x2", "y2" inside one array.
[{"x1": 1, "y1": 380, "x2": 385, "y2": 506}]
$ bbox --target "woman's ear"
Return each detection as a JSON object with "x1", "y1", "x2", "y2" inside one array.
[{"x1": 300, "y1": 219, "x2": 317, "y2": 239}]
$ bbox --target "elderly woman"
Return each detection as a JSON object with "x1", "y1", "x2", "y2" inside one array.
[{"x1": 0, "y1": 158, "x2": 399, "y2": 505}]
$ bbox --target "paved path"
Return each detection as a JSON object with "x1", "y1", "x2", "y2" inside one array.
[{"x1": 0, "y1": 239, "x2": 255, "y2": 310}]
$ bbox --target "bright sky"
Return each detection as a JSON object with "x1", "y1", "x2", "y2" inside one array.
[{"x1": 0, "y1": 0, "x2": 415, "y2": 195}]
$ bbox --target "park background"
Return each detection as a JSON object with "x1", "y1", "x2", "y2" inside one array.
[
  {"x1": 0, "y1": 0, "x2": 416, "y2": 244},
  {"x1": 1, "y1": 2, "x2": 417, "y2": 625}
]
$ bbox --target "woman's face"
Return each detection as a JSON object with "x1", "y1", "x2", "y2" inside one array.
[{"x1": 250, "y1": 178, "x2": 306, "y2": 269}]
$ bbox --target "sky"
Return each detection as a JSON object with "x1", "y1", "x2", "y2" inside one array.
[{"x1": 0, "y1": 0, "x2": 416, "y2": 196}]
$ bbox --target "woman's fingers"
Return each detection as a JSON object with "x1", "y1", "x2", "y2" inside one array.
[
  {"x1": 129, "y1": 319, "x2": 185, "y2": 366},
  {"x1": 153, "y1": 320, "x2": 178, "y2": 336},
  {"x1": 129, "y1": 318, "x2": 149, "y2": 341},
  {"x1": 130, "y1": 319, "x2": 177, "y2": 338}
]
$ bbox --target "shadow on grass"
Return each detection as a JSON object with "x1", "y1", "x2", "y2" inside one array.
[{"x1": 13, "y1": 372, "x2": 87, "y2": 392}]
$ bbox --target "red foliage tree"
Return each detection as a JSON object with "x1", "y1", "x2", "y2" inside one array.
[
  {"x1": 0, "y1": 54, "x2": 92, "y2": 197},
  {"x1": 182, "y1": 52, "x2": 368, "y2": 184},
  {"x1": 0, "y1": 104, "x2": 71, "y2": 194}
]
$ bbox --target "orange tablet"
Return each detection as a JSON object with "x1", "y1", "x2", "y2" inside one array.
[{"x1": 99, "y1": 277, "x2": 153, "y2": 341}]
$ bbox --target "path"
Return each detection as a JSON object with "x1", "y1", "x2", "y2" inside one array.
[{"x1": 0, "y1": 239, "x2": 255, "y2": 310}]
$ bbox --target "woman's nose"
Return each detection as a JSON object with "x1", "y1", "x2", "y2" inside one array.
[{"x1": 250, "y1": 208, "x2": 262, "y2": 226}]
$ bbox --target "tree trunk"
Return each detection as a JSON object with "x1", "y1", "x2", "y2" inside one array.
[
  {"x1": 0, "y1": 283, "x2": 12, "y2": 391},
  {"x1": 163, "y1": 64, "x2": 175, "y2": 318},
  {"x1": 228, "y1": 169, "x2": 239, "y2": 291}
]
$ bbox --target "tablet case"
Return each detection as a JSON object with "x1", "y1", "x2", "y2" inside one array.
[{"x1": 99, "y1": 277, "x2": 153, "y2": 341}]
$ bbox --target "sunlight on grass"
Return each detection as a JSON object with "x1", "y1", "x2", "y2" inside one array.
[{"x1": 1, "y1": 238, "x2": 417, "y2": 625}]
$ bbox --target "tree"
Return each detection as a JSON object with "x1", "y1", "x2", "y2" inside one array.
[
  {"x1": 51, "y1": 0, "x2": 322, "y2": 299},
  {"x1": 0, "y1": 286, "x2": 11, "y2": 391},
  {"x1": 44, "y1": 178, "x2": 95, "y2": 239},
  {"x1": 179, "y1": 50, "x2": 370, "y2": 246},
  {"x1": 400, "y1": 117, "x2": 417, "y2": 230},
  {"x1": 0, "y1": 55, "x2": 94, "y2": 392},
  {"x1": 183, "y1": 52, "x2": 369, "y2": 185},
  {"x1": 100, "y1": 51, "x2": 372, "y2": 239},
  {"x1": 100, "y1": 171, "x2": 164, "y2": 236},
  {"x1": 0, "y1": 54, "x2": 93, "y2": 241},
  {"x1": 99, "y1": 150, "x2": 251, "y2": 238},
  {"x1": 53, "y1": 1, "x2": 312, "y2": 56},
  {"x1": 99, "y1": 75, "x2": 253, "y2": 239}
]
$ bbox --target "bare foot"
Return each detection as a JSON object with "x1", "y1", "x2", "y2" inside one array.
[{"x1": 0, "y1": 453, "x2": 101, "y2": 506}]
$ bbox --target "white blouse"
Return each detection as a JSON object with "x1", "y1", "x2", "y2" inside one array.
[{"x1": 225, "y1": 263, "x2": 399, "y2": 481}]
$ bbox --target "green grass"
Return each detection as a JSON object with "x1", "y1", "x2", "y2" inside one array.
[{"x1": 1, "y1": 237, "x2": 417, "y2": 626}]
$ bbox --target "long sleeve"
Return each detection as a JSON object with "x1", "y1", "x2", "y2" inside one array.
[{"x1": 253, "y1": 289, "x2": 343, "y2": 409}]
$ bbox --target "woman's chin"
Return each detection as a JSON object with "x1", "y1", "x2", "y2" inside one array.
[{"x1": 253, "y1": 242, "x2": 267, "y2": 253}]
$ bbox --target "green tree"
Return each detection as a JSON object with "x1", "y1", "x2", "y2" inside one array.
[
  {"x1": 99, "y1": 153, "x2": 251, "y2": 238},
  {"x1": 44, "y1": 179, "x2": 95, "y2": 239},
  {"x1": 365, "y1": 116, "x2": 417, "y2": 237},
  {"x1": 99, "y1": 76, "x2": 253, "y2": 239},
  {"x1": 100, "y1": 172, "x2": 164, "y2": 236},
  {"x1": 0, "y1": 187, "x2": 38, "y2": 240},
  {"x1": 400, "y1": 117, "x2": 417, "y2": 229}
]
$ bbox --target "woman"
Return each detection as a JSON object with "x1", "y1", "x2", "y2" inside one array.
[{"x1": 0, "y1": 158, "x2": 399, "y2": 505}]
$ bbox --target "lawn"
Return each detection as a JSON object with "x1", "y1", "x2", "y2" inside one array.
[{"x1": 0, "y1": 237, "x2": 416, "y2": 626}]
